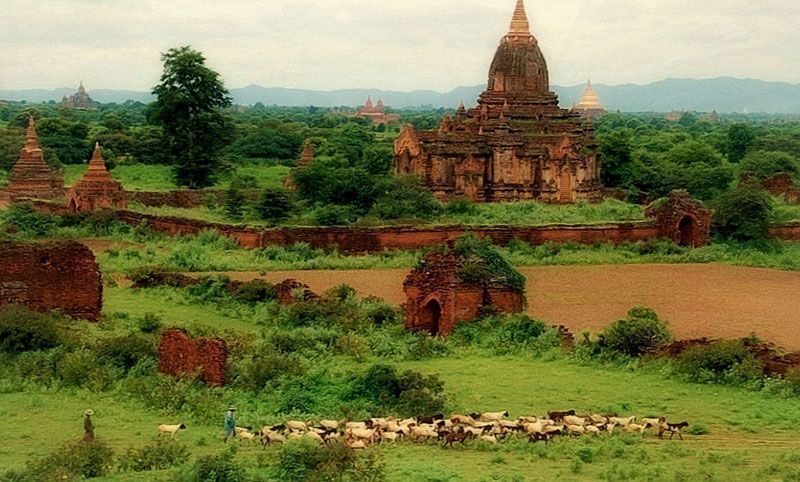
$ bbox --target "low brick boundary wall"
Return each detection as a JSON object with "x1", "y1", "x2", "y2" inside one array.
[
  {"x1": 158, "y1": 329, "x2": 228, "y2": 386},
  {"x1": 23, "y1": 200, "x2": 800, "y2": 254}
]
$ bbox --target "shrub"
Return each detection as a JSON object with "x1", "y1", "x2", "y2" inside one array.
[
  {"x1": 12, "y1": 439, "x2": 115, "y2": 480},
  {"x1": 186, "y1": 446, "x2": 245, "y2": 482},
  {"x1": 232, "y1": 351, "x2": 308, "y2": 391},
  {"x1": 95, "y1": 334, "x2": 157, "y2": 372},
  {"x1": 312, "y1": 204, "x2": 359, "y2": 226},
  {"x1": 346, "y1": 364, "x2": 447, "y2": 417},
  {"x1": 599, "y1": 306, "x2": 672, "y2": 357},
  {"x1": 325, "y1": 284, "x2": 358, "y2": 301},
  {"x1": 275, "y1": 438, "x2": 386, "y2": 482},
  {"x1": 231, "y1": 279, "x2": 276, "y2": 304},
  {"x1": 224, "y1": 187, "x2": 248, "y2": 221},
  {"x1": 0, "y1": 305, "x2": 65, "y2": 354},
  {"x1": 712, "y1": 183, "x2": 773, "y2": 241},
  {"x1": 739, "y1": 150, "x2": 800, "y2": 180},
  {"x1": 675, "y1": 340, "x2": 763, "y2": 384},
  {"x1": 137, "y1": 313, "x2": 164, "y2": 334},
  {"x1": 118, "y1": 439, "x2": 189, "y2": 472},
  {"x1": 363, "y1": 302, "x2": 400, "y2": 327},
  {"x1": 254, "y1": 188, "x2": 294, "y2": 225}
]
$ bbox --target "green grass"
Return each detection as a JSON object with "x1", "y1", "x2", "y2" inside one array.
[
  {"x1": 436, "y1": 198, "x2": 646, "y2": 226},
  {"x1": 62, "y1": 164, "x2": 290, "y2": 192}
]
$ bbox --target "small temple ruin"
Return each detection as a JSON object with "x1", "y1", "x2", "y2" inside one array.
[
  {"x1": 59, "y1": 82, "x2": 100, "y2": 109},
  {"x1": 572, "y1": 80, "x2": 606, "y2": 119},
  {"x1": 67, "y1": 142, "x2": 127, "y2": 212},
  {"x1": 347, "y1": 97, "x2": 400, "y2": 125},
  {"x1": 404, "y1": 240, "x2": 526, "y2": 336},
  {"x1": 0, "y1": 240, "x2": 102, "y2": 321},
  {"x1": 646, "y1": 190, "x2": 713, "y2": 248},
  {"x1": 283, "y1": 140, "x2": 315, "y2": 190},
  {"x1": 393, "y1": 0, "x2": 603, "y2": 204},
  {"x1": 7, "y1": 117, "x2": 65, "y2": 201}
]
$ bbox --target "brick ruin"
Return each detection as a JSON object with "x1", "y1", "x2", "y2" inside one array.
[
  {"x1": 762, "y1": 172, "x2": 800, "y2": 203},
  {"x1": 158, "y1": 328, "x2": 228, "y2": 386},
  {"x1": 274, "y1": 279, "x2": 319, "y2": 305},
  {"x1": 0, "y1": 240, "x2": 102, "y2": 321},
  {"x1": 403, "y1": 247, "x2": 525, "y2": 336},
  {"x1": 645, "y1": 190, "x2": 712, "y2": 248},
  {"x1": 283, "y1": 140, "x2": 315, "y2": 190},
  {"x1": 394, "y1": 0, "x2": 602, "y2": 204},
  {"x1": 7, "y1": 117, "x2": 65, "y2": 201},
  {"x1": 67, "y1": 142, "x2": 127, "y2": 212}
]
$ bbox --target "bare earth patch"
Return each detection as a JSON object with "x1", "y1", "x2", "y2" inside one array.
[{"x1": 195, "y1": 264, "x2": 800, "y2": 350}]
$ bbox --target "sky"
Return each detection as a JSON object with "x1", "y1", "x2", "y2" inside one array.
[{"x1": 1, "y1": 0, "x2": 798, "y2": 92}]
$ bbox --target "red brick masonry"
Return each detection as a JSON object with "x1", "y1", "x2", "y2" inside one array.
[
  {"x1": 158, "y1": 328, "x2": 228, "y2": 386},
  {"x1": 0, "y1": 240, "x2": 102, "y2": 321}
]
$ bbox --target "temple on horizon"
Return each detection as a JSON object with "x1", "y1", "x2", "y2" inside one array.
[
  {"x1": 346, "y1": 97, "x2": 400, "y2": 125},
  {"x1": 572, "y1": 80, "x2": 607, "y2": 119},
  {"x1": 393, "y1": 0, "x2": 602, "y2": 203},
  {"x1": 59, "y1": 82, "x2": 100, "y2": 109}
]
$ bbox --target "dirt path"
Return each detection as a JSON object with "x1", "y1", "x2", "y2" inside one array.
[{"x1": 191, "y1": 264, "x2": 800, "y2": 350}]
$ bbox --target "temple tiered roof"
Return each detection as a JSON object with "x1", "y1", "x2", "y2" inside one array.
[{"x1": 8, "y1": 117, "x2": 64, "y2": 200}]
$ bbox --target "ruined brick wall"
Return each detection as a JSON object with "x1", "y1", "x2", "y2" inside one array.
[
  {"x1": 645, "y1": 191, "x2": 712, "y2": 248},
  {"x1": 158, "y1": 329, "x2": 228, "y2": 386},
  {"x1": 0, "y1": 240, "x2": 102, "y2": 321},
  {"x1": 770, "y1": 223, "x2": 800, "y2": 241},
  {"x1": 762, "y1": 173, "x2": 800, "y2": 203},
  {"x1": 127, "y1": 189, "x2": 260, "y2": 208}
]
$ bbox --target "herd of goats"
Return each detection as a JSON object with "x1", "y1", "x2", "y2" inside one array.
[{"x1": 158, "y1": 410, "x2": 690, "y2": 449}]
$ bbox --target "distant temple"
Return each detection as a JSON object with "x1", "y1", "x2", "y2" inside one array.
[
  {"x1": 67, "y1": 142, "x2": 127, "y2": 212},
  {"x1": 393, "y1": 0, "x2": 602, "y2": 203},
  {"x1": 346, "y1": 97, "x2": 400, "y2": 125},
  {"x1": 283, "y1": 140, "x2": 315, "y2": 190},
  {"x1": 59, "y1": 82, "x2": 100, "y2": 109},
  {"x1": 572, "y1": 80, "x2": 606, "y2": 119},
  {"x1": 7, "y1": 117, "x2": 64, "y2": 201}
]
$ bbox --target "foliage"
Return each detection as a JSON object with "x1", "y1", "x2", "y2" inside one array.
[
  {"x1": 275, "y1": 438, "x2": 386, "y2": 482},
  {"x1": 675, "y1": 340, "x2": 764, "y2": 385},
  {"x1": 231, "y1": 279, "x2": 277, "y2": 304},
  {"x1": 739, "y1": 150, "x2": 799, "y2": 180},
  {"x1": 5, "y1": 439, "x2": 115, "y2": 480},
  {"x1": 452, "y1": 314, "x2": 562, "y2": 354},
  {"x1": 726, "y1": 123, "x2": 755, "y2": 163},
  {"x1": 599, "y1": 306, "x2": 672, "y2": 357},
  {"x1": 224, "y1": 187, "x2": 247, "y2": 221},
  {"x1": 0, "y1": 305, "x2": 66, "y2": 354},
  {"x1": 118, "y1": 439, "x2": 189, "y2": 472},
  {"x1": 94, "y1": 334, "x2": 157, "y2": 372},
  {"x1": 712, "y1": 183, "x2": 773, "y2": 241},
  {"x1": 185, "y1": 446, "x2": 245, "y2": 482},
  {"x1": 345, "y1": 364, "x2": 447, "y2": 417},
  {"x1": 151, "y1": 46, "x2": 233, "y2": 188},
  {"x1": 369, "y1": 175, "x2": 441, "y2": 220},
  {"x1": 453, "y1": 235, "x2": 526, "y2": 292},
  {"x1": 253, "y1": 187, "x2": 294, "y2": 225}
]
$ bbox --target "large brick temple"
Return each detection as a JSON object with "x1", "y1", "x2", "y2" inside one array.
[
  {"x1": 393, "y1": 0, "x2": 603, "y2": 203},
  {"x1": 7, "y1": 117, "x2": 64, "y2": 201}
]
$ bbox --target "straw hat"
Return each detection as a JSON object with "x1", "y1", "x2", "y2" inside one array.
[
  {"x1": 227, "y1": 406, "x2": 237, "y2": 412},
  {"x1": 84, "y1": 409, "x2": 95, "y2": 417}
]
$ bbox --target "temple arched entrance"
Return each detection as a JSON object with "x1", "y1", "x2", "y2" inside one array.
[
  {"x1": 678, "y1": 216, "x2": 696, "y2": 247},
  {"x1": 418, "y1": 299, "x2": 442, "y2": 336},
  {"x1": 68, "y1": 198, "x2": 78, "y2": 213}
]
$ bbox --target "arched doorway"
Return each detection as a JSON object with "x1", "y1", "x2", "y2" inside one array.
[
  {"x1": 68, "y1": 198, "x2": 78, "y2": 213},
  {"x1": 678, "y1": 216, "x2": 696, "y2": 247},
  {"x1": 418, "y1": 299, "x2": 442, "y2": 336}
]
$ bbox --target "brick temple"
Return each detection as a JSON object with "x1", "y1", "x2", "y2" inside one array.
[
  {"x1": 347, "y1": 97, "x2": 400, "y2": 125},
  {"x1": 7, "y1": 117, "x2": 64, "y2": 201},
  {"x1": 393, "y1": 0, "x2": 602, "y2": 203},
  {"x1": 59, "y1": 82, "x2": 100, "y2": 109},
  {"x1": 67, "y1": 142, "x2": 127, "y2": 212}
]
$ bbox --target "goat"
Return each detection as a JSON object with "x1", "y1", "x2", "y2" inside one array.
[
  {"x1": 236, "y1": 430, "x2": 258, "y2": 445},
  {"x1": 260, "y1": 428, "x2": 286, "y2": 448},
  {"x1": 479, "y1": 411, "x2": 510, "y2": 422},
  {"x1": 548, "y1": 410, "x2": 576, "y2": 422},
  {"x1": 418, "y1": 414, "x2": 444, "y2": 425},
  {"x1": 563, "y1": 415, "x2": 588, "y2": 427},
  {"x1": 157, "y1": 423, "x2": 186, "y2": 438},
  {"x1": 659, "y1": 422, "x2": 689, "y2": 440},
  {"x1": 450, "y1": 414, "x2": 477, "y2": 427},
  {"x1": 528, "y1": 432, "x2": 551, "y2": 444},
  {"x1": 443, "y1": 429, "x2": 473, "y2": 448},
  {"x1": 622, "y1": 422, "x2": 651, "y2": 434},
  {"x1": 610, "y1": 416, "x2": 636, "y2": 427}
]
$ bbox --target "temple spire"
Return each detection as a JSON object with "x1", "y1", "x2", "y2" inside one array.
[
  {"x1": 88, "y1": 142, "x2": 109, "y2": 172},
  {"x1": 508, "y1": 0, "x2": 531, "y2": 37},
  {"x1": 25, "y1": 116, "x2": 40, "y2": 150}
]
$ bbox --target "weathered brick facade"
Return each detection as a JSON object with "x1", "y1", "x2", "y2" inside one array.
[
  {"x1": 645, "y1": 190, "x2": 712, "y2": 248},
  {"x1": 0, "y1": 240, "x2": 102, "y2": 320},
  {"x1": 403, "y1": 249, "x2": 525, "y2": 336},
  {"x1": 394, "y1": 0, "x2": 602, "y2": 204},
  {"x1": 67, "y1": 143, "x2": 127, "y2": 212},
  {"x1": 158, "y1": 329, "x2": 228, "y2": 386}
]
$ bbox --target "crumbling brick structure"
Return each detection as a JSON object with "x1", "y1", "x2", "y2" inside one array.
[
  {"x1": 0, "y1": 240, "x2": 102, "y2": 320},
  {"x1": 762, "y1": 172, "x2": 800, "y2": 203},
  {"x1": 403, "y1": 243, "x2": 526, "y2": 336},
  {"x1": 158, "y1": 329, "x2": 228, "y2": 386},
  {"x1": 274, "y1": 279, "x2": 319, "y2": 305},
  {"x1": 67, "y1": 142, "x2": 127, "y2": 212},
  {"x1": 645, "y1": 190, "x2": 712, "y2": 248},
  {"x1": 8, "y1": 117, "x2": 64, "y2": 201}
]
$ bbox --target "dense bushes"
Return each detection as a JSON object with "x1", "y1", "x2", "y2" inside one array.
[
  {"x1": 185, "y1": 446, "x2": 245, "y2": 482},
  {"x1": 674, "y1": 340, "x2": 764, "y2": 385},
  {"x1": 345, "y1": 364, "x2": 447, "y2": 417},
  {"x1": 712, "y1": 183, "x2": 773, "y2": 241},
  {"x1": 598, "y1": 306, "x2": 672, "y2": 357},
  {"x1": 275, "y1": 438, "x2": 385, "y2": 482},
  {"x1": 452, "y1": 313, "x2": 562, "y2": 354},
  {"x1": 0, "y1": 305, "x2": 67, "y2": 354},
  {"x1": 3, "y1": 439, "x2": 114, "y2": 480},
  {"x1": 118, "y1": 439, "x2": 189, "y2": 472}
]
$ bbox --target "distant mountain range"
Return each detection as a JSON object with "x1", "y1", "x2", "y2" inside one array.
[{"x1": 2, "y1": 77, "x2": 799, "y2": 113}]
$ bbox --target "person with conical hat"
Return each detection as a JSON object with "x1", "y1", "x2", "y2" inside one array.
[
  {"x1": 83, "y1": 409, "x2": 95, "y2": 442},
  {"x1": 223, "y1": 406, "x2": 237, "y2": 442}
]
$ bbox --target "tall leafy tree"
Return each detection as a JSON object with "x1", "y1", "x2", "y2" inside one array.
[{"x1": 151, "y1": 46, "x2": 232, "y2": 188}]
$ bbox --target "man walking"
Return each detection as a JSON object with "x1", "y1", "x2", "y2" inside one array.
[{"x1": 224, "y1": 406, "x2": 236, "y2": 442}]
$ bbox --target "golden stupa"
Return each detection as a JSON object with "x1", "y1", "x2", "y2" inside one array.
[{"x1": 572, "y1": 80, "x2": 606, "y2": 119}]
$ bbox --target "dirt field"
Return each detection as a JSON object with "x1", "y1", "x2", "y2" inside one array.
[{"x1": 204, "y1": 264, "x2": 800, "y2": 351}]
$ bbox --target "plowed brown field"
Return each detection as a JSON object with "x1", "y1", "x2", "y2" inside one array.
[{"x1": 194, "y1": 264, "x2": 800, "y2": 350}]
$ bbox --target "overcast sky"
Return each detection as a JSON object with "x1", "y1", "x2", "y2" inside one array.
[{"x1": 1, "y1": 0, "x2": 798, "y2": 92}]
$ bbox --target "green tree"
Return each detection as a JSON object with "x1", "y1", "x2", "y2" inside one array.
[
  {"x1": 254, "y1": 188, "x2": 294, "y2": 225},
  {"x1": 726, "y1": 123, "x2": 754, "y2": 162},
  {"x1": 151, "y1": 46, "x2": 233, "y2": 188},
  {"x1": 739, "y1": 150, "x2": 799, "y2": 180},
  {"x1": 712, "y1": 183, "x2": 773, "y2": 241},
  {"x1": 598, "y1": 129, "x2": 634, "y2": 187}
]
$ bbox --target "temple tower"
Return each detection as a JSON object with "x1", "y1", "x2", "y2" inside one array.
[
  {"x1": 572, "y1": 80, "x2": 606, "y2": 119},
  {"x1": 67, "y1": 142, "x2": 127, "y2": 211},
  {"x1": 8, "y1": 117, "x2": 65, "y2": 201}
]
